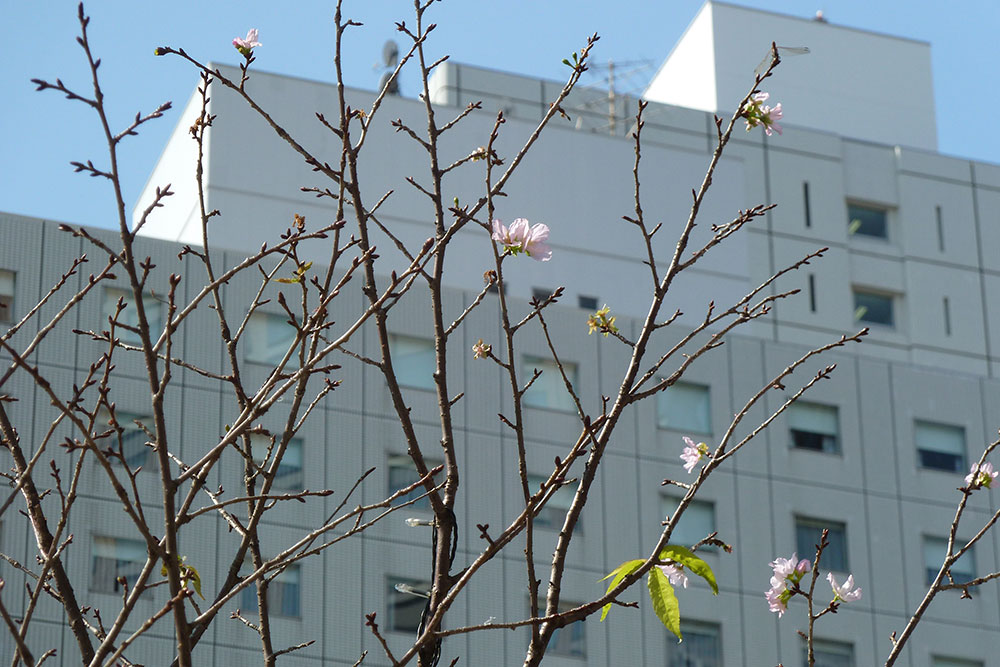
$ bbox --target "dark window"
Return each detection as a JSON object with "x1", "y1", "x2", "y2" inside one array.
[
  {"x1": 388, "y1": 577, "x2": 430, "y2": 633},
  {"x1": 91, "y1": 536, "x2": 145, "y2": 593},
  {"x1": 795, "y1": 518, "x2": 847, "y2": 572},
  {"x1": 532, "y1": 287, "x2": 553, "y2": 301},
  {"x1": 388, "y1": 455, "x2": 441, "y2": 511},
  {"x1": 915, "y1": 421, "x2": 966, "y2": 473},
  {"x1": 789, "y1": 402, "x2": 839, "y2": 454},
  {"x1": 667, "y1": 620, "x2": 721, "y2": 666},
  {"x1": 924, "y1": 537, "x2": 975, "y2": 586},
  {"x1": 847, "y1": 203, "x2": 887, "y2": 239},
  {"x1": 853, "y1": 290, "x2": 894, "y2": 327},
  {"x1": 0, "y1": 270, "x2": 13, "y2": 323},
  {"x1": 806, "y1": 639, "x2": 854, "y2": 667},
  {"x1": 549, "y1": 602, "x2": 586, "y2": 657},
  {"x1": 578, "y1": 295, "x2": 598, "y2": 310},
  {"x1": 240, "y1": 563, "x2": 301, "y2": 617}
]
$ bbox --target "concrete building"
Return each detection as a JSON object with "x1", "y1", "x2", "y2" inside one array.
[{"x1": 3, "y1": 2, "x2": 1000, "y2": 665}]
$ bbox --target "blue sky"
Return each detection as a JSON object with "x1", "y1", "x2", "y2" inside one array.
[{"x1": 2, "y1": 1, "x2": 998, "y2": 229}]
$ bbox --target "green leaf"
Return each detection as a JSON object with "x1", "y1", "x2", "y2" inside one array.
[
  {"x1": 562, "y1": 58, "x2": 572, "y2": 67},
  {"x1": 658, "y1": 545, "x2": 718, "y2": 595},
  {"x1": 275, "y1": 276, "x2": 301, "y2": 284},
  {"x1": 648, "y1": 566, "x2": 682, "y2": 640},
  {"x1": 599, "y1": 558, "x2": 644, "y2": 621},
  {"x1": 186, "y1": 563, "x2": 204, "y2": 599}
]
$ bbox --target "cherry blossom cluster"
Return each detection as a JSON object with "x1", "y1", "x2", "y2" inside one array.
[
  {"x1": 491, "y1": 218, "x2": 552, "y2": 262},
  {"x1": 765, "y1": 552, "x2": 862, "y2": 617},
  {"x1": 658, "y1": 563, "x2": 689, "y2": 589},
  {"x1": 232, "y1": 28, "x2": 261, "y2": 57},
  {"x1": 680, "y1": 436, "x2": 710, "y2": 473},
  {"x1": 743, "y1": 92, "x2": 783, "y2": 136},
  {"x1": 965, "y1": 460, "x2": 998, "y2": 489}
]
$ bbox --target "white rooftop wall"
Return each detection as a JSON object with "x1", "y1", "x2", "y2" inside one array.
[
  {"x1": 136, "y1": 64, "x2": 751, "y2": 331},
  {"x1": 644, "y1": 1, "x2": 938, "y2": 151}
]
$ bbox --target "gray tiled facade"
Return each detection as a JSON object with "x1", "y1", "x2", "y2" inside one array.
[{"x1": 6, "y1": 7, "x2": 1000, "y2": 665}]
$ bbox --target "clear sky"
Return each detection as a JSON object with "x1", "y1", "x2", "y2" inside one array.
[{"x1": 2, "y1": 1, "x2": 998, "y2": 230}]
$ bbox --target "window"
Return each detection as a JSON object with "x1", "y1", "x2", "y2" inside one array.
[
  {"x1": 388, "y1": 455, "x2": 441, "y2": 511},
  {"x1": 662, "y1": 496, "x2": 716, "y2": 550},
  {"x1": 847, "y1": 203, "x2": 887, "y2": 239},
  {"x1": 240, "y1": 563, "x2": 301, "y2": 618},
  {"x1": 249, "y1": 434, "x2": 303, "y2": 490},
  {"x1": 549, "y1": 602, "x2": 586, "y2": 657},
  {"x1": 807, "y1": 639, "x2": 854, "y2": 667},
  {"x1": 915, "y1": 420, "x2": 966, "y2": 473},
  {"x1": 387, "y1": 577, "x2": 430, "y2": 633},
  {"x1": 97, "y1": 409, "x2": 155, "y2": 470},
  {"x1": 532, "y1": 287, "x2": 553, "y2": 301},
  {"x1": 0, "y1": 269, "x2": 14, "y2": 323},
  {"x1": 529, "y1": 475, "x2": 577, "y2": 531},
  {"x1": 795, "y1": 518, "x2": 848, "y2": 572},
  {"x1": 103, "y1": 287, "x2": 162, "y2": 345},
  {"x1": 245, "y1": 311, "x2": 297, "y2": 365},
  {"x1": 389, "y1": 334, "x2": 436, "y2": 390},
  {"x1": 853, "y1": 289, "x2": 894, "y2": 327},
  {"x1": 923, "y1": 536, "x2": 975, "y2": 586},
  {"x1": 522, "y1": 356, "x2": 578, "y2": 412},
  {"x1": 667, "y1": 620, "x2": 721, "y2": 667},
  {"x1": 789, "y1": 402, "x2": 840, "y2": 454},
  {"x1": 578, "y1": 295, "x2": 598, "y2": 311},
  {"x1": 933, "y1": 657, "x2": 984, "y2": 667},
  {"x1": 657, "y1": 381, "x2": 711, "y2": 434},
  {"x1": 91, "y1": 536, "x2": 145, "y2": 593}
]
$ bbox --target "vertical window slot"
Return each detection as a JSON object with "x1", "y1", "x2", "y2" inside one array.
[
  {"x1": 808, "y1": 273, "x2": 817, "y2": 313},
  {"x1": 935, "y1": 205, "x2": 945, "y2": 252},
  {"x1": 943, "y1": 297, "x2": 951, "y2": 336},
  {"x1": 803, "y1": 182, "x2": 812, "y2": 228}
]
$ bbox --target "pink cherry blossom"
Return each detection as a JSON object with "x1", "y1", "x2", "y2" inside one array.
[
  {"x1": 827, "y1": 572, "x2": 862, "y2": 603},
  {"x1": 472, "y1": 338, "x2": 491, "y2": 359},
  {"x1": 965, "y1": 461, "x2": 998, "y2": 489},
  {"x1": 680, "y1": 436, "x2": 706, "y2": 473},
  {"x1": 233, "y1": 29, "x2": 261, "y2": 56},
  {"x1": 765, "y1": 586, "x2": 788, "y2": 616},
  {"x1": 744, "y1": 92, "x2": 783, "y2": 136},
  {"x1": 659, "y1": 563, "x2": 689, "y2": 589},
  {"x1": 491, "y1": 218, "x2": 552, "y2": 261}
]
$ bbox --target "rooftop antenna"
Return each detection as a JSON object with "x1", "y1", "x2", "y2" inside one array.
[
  {"x1": 377, "y1": 39, "x2": 400, "y2": 95},
  {"x1": 580, "y1": 58, "x2": 655, "y2": 135}
]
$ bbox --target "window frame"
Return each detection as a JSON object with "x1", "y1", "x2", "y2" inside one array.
[
  {"x1": 795, "y1": 517, "x2": 849, "y2": 573},
  {"x1": 387, "y1": 454, "x2": 442, "y2": 512},
  {"x1": 387, "y1": 576, "x2": 431, "y2": 634},
  {"x1": 788, "y1": 401, "x2": 841, "y2": 455},
  {"x1": 103, "y1": 286, "x2": 163, "y2": 345},
  {"x1": 528, "y1": 474, "x2": 579, "y2": 532},
  {"x1": 853, "y1": 288, "x2": 895, "y2": 328},
  {"x1": 388, "y1": 334, "x2": 437, "y2": 391},
  {"x1": 847, "y1": 202, "x2": 889, "y2": 241},
  {"x1": 923, "y1": 535, "x2": 975, "y2": 586},
  {"x1": 245, "y1": 311, "x2": 297, "y2": 365},
  {"x1": 249, "y1": 434, "x2": 304, "y2": 490},
  {"x1": 662, "y1": 495, "x2": 717, "y2": 551},
  {"x1": 666, "y1": 619, "x2": 722, "y2": 667},
  {"x1": 240, "y1": 562, "x2": 302, "y2": 618},
  {"x1": 914, "y1": 420, "x2": 967, "y2": 473},
  {"x1": 96, "y1": 408, "x2": 155, "y2": 471},
  {"x1": 657, "y1": 380, "x2": 712, "y2": 435},
  {"x1": 0, "y1": 269, "x2": 14, "y2": 324},
  {"x1": 522, "y1": 356, "x2": 579, "y2": 412},
  {"x1": 91, "y1": 535, "x2": 146, "y2": 594},
  {"x1": 807, "y1": 637, "x2": 855, "y2": 667}
]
